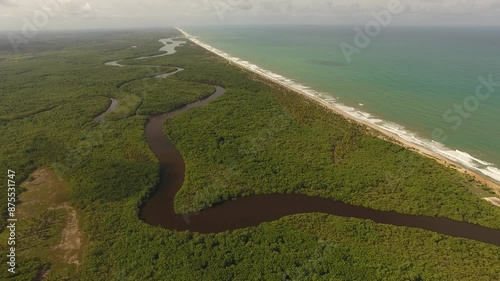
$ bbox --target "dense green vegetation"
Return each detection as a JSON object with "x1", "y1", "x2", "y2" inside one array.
[
  {"x1": 122, "y1": 78, "x2": 214, "y2": 115},
  {"x1": 1, "y1": 168, "x2": 83, "y2": 280},
  {"x1": 105, "y1": 94, "x2": 141, "y2": 121},
  {"x1": 152, "y1": 39, "x2": 500, "y2": 229},
  {"x1": 0, "y1": 29, "x2": 499, "y2": 280}
]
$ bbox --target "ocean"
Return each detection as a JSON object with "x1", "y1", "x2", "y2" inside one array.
[{"x1": 183, "y1": 25, "x2": 500, "y2": 182}]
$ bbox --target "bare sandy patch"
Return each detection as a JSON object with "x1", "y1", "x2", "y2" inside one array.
[
  {"x1": 19, "y1": 168, "x2": 70, "y2": 218},
  {"x1": 52, "y1": 203, "x2": 82, "y2": 265},
  {"x1": 484, "y1": 197, "x2": 500, "y2": 207},
  {"x1": 19, "y1": 168, "x2": 84, "y2": 270}
]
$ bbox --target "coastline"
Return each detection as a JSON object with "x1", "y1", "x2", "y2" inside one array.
[{"x1": 177, "y1": 28, "x2": 500, "y2": 195}]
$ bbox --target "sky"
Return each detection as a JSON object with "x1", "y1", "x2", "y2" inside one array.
[{"x1": 1, "y1": 0, "x2": 500, "y2": 31}]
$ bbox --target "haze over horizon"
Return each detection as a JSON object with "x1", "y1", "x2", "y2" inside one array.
[{"x1": 1, "y1": 0, "x2": 500, "y2": 32}]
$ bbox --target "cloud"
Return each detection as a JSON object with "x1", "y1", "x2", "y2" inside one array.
[
  {"x1": 0, "y1": 0, "x2": 17, "y2": 7},
  {"x1": 60, "y1": 1, "x2": 96, "y2": 16},
  {"x1": 198, "y1": 0, "x2": 355, "y2": 17},
  {"x1": 490, "y1": 1, "x2": 500, "y2": 9},
  {"x1": 401, "y1": 0, "x2": 499, "y2": 15},
  {"x1": 1, "y1": 0, "x2": 500, "y2": 30}
]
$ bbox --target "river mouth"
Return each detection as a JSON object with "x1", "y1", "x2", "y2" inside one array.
[{"x1": 103, "y1": 37, "x2": 500, "y2": 246}]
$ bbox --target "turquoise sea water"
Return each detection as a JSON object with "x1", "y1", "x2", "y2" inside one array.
[{"x1": 184, "y1": 26, "x2": 500, "y2": 182}]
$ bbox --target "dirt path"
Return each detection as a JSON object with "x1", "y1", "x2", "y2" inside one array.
[{"x1": 52, "y1": 203, "x2": 82, "y2": 265}]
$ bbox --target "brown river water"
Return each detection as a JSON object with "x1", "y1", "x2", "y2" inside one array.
[
  {"x1": 101, "y1": 43, "x2": 500, "y2": 246},
  {"x1": 139, "y1": 84, "x2": 500, "y2": 246}
]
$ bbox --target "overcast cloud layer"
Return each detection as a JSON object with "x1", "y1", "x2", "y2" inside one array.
[{"x1": 1, "y1": 0, "x2": 500, "y2": 30}]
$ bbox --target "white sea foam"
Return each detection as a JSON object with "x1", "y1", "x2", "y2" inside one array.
[
  {"x1": 178, "y1": 28, "x2": 500, "y2": 184},
  {"x1": 483, "y1": 167, "x2": 500, "y2": 181}
]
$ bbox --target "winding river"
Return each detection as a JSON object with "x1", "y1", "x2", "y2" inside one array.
[
  {"x1": 93, "y1": 98, "x2": 118, "y2": 122},
  {"x1": 102, "y1": 38, "x2": 500, "y2": 246}
]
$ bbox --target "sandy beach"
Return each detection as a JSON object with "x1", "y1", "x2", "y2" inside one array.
[{"x1": 177, "y1": 28, "x2": 500, "y2": 196}]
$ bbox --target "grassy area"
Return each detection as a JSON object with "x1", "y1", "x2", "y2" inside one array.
[
  {"x1": 0, "y1": 29, "x2": 499, "y2": 280},
  {"x1": 0, "y1": 168, "x2": 84, "y2": 279},
  {"x1": 122, "y1": 77, "x2": 215, "y2": 115},
  {"x1": 106, "y1": 94, "x2": 142, "y2": 121}
]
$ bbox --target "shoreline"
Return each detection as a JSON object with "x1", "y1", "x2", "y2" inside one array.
[{"x1": 177, "y1": 28, "x2": 500, "y2": 195}]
